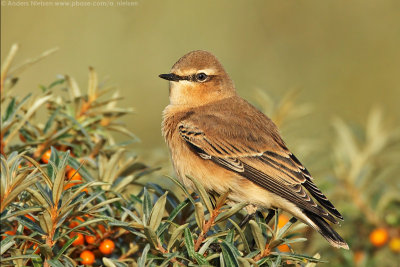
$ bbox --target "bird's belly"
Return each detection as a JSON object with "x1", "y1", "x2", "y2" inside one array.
[
  {"x1": 169, "y1": 138, "x2": 233, "y2": 194},
  {"x1": 168, "y1": 136, "x2": 293, "y2": 211}
]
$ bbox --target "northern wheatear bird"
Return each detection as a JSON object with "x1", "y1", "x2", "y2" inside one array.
[{"x1": 160, "y1": 50, "x2": 348, "y2": 249}]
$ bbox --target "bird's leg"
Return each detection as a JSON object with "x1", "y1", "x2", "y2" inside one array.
[
  {"x1": 238, "y1": 213, "x2": 255, "y2": 228},
  {"x1": 264, "y1": 209, "x2": 276, "y2": 225},
  {"x1": 239, "y1": 204, "x2": 258, "y2": 228},
  {"x1": 209, "y1": 191, "x2": 218, "y2": 209}
]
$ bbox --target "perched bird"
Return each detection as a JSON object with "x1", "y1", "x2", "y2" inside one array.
[{"x1": 160, "y1": 50, "x2": 348, "y2": 249}]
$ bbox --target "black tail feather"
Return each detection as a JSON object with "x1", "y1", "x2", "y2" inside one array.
[{"x1": 303, "y1": 210, "x2": 349, "y2": 249}]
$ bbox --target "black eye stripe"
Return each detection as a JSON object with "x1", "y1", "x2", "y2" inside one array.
[{"x1": 173, "y1": 74, "x2": 214, "y2": 82}]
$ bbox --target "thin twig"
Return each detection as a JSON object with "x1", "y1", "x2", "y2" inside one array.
[
  {"x1": 253, "y1": 243, "x2": 270, "y2": 262},
  {"x1": 157, "y1": 243, "x2": 185, "y2": 266},
  {"x1": 194, "y1": 201, "x2": 224, "y2": 252}
]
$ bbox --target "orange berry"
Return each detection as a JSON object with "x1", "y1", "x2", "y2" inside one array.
[
  {"x1": 277, "y1": 244, "x2": 290, "y2": 252},
  {"x1": 2, "y1": 230, "x2": 16, "y2": 239},
  {"x1": 67, "y1": 169, "x2": 82, "y2": 180},
  {"x1": 25, "y1": 214, "x2": 35, "y2": 222},
  {"x1": 98, "y1": 224, "x2": 106, "y2": 233},
  {"x1": 69, "y1": 217, "x2": 86, "y2": 230},
  {"x1": 19, "y1": 133, "x2": 26, "y2": 142},
  {"x1": 85, "y1": 235, "x2": 96, "y2": 244},
  {"x1": 389, "y1": 237, "x2": 400, "y2": 253},
  {"x1": 41, "y1": 150, "x2": 52, "y2": 163},
  {"x1": 70, "y1": 232, "x2": 84, "y2": 246},
  {"x1": 64, "y1": 170, "x2": 83, "y2": 190},
  {"x1": 32, "y1": 243, "x2": 40, "y2": 254},
  {"x1": 80, "y1": 250, "x2": 95, "y2": 265},
  {"x1": 277, "y1": 214, "x2": 290, "y2": 229},
  {"x1": 99, "y1": 239, "x2": 115, "y2": 255},
  {"x1": 69, "y1": 221, "x2": 79, "y2": 229},
  {"x1": 369, "y1": 228, "x2": 389, "y2": 247}
]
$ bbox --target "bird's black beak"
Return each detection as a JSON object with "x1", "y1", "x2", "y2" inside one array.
[{"x1": 159, "y1": 73, "x2": 181, "y2": 82}]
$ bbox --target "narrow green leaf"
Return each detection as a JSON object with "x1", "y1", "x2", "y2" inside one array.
[
  {"x1": 102, "y1": 257, "x2": 117, "y2": 267},
  {"x1": 143, "y1": 188, "x2": 152, "y2": 224},
  {"x1": 52, "y1": 151, "x2": 69, "y2": 206},
  {"x1": 16, "y1": 216, "x2": 46, "y2": 235},
  {"x1": 159, "y1": 252, "x2": 180, "y2": 267},
  {"x1": 121, "y1": 207, "x2": 142, "y2": 224},
  {"x1": 184, "y1": 228, "x2": 195, "y2": 259},
  {"x1": 167, "y1": 223, "x2": 189, "y2": 251},
  {"x1": 198, "y1": 236, "x2": 218, "y2": 255},
  {"x1": 194, "y1": 202, "x2": 205, "y2": 230},
  {"x1": 47, "y1": 259, "x2": 65, "y2": 267},
  {"x1": 228, "y1": 219, "x2": 250, "y2": 254},
  {"x1": 157, "y1": 198, "x2": 189, "y2": 236},
  {"x1": 276, "y1": 217, "x2": 297, "y2": 239},
  {"x1": 0, "y1": 254, "x2": 41, "y2": 262},
  {"x1": 249, "y1": 220, "x2": 265, "y2": 251},
  {"x1": 32, "y1": 257, "x2": 43, "y2": 267},
  {"x1": 3, "y1": 97, "x2": 15, "y2": 121},
  {"x1": 144, "y1": 226, "x2": 159, "y2": 248},
  {"x1": 38, "y1": 212, "x2": 51, "y2": 235},
  {"x1": 54, "y1": 235, "x2": 78, "y2": 260},
  {"x1": 304, "y1": 253, "x2": 321, "y2": 267},
  {"x1": 219, "y1": 252, "x2": 225, "y2": 267},
  {"x1": 164, "y1": 175, "x2": 195, "y2": 205},
  {"x1": 215, "y1": 202, "x2": 248, "y2": 223},
  {"x1": 149, "y1": 192, "x2": 168, "y2": 231},
  {"x1": 237, "y1": 257, "x2": 251, "y2": 267},
  {"x1": 48, "y1": 78, "x2": 65, "y2": 89},
  {"x1": 86, "y1": 197, "x2": 121, "y2": 213},
  {"x1": 186, "y1": 175, "x2": 213, "y2": 214},
  {"x1": 193, "y1": 252, "x2": 209, "y2": 265},
  {"x1": 0, "y1": 237, "x2": 15, "y2": 255},
  {"x1": 138, "y1": 244, "x2": 150, "y2": 267},
  {"x1": 221, "y1": 241, "x2": 240, "y2": 267},
  {"x1": 225, "y1": 229, "x2": 235, "y2": 244},
  {"x1": 43, "y1": 107, "x2": 60, "y2": 134},
  {"x1": 5, "y1": 94, "x2": 52, "y2": 143}
]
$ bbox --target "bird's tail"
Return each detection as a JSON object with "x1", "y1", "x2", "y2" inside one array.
[{"x1": 303, "y1": 210, "x2": 349, "y2": 249}]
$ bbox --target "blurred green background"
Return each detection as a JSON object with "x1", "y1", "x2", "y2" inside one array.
[
  {"x1": 2, "y1": 0, "x2": 400, "y2": 154},
  {"x1": 2, "y1": 1, "x2": 400, "y2": 265}
]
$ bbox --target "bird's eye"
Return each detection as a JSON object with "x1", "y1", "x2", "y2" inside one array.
[{"x1": 195, "y1": 73, "x2": 208, "y2": 82}]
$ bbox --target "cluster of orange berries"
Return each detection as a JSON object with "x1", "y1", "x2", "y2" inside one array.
[
  {"x1": 2, "y1": 214, "x2": 41, "y2": 254},
  {"x1": 68, "y1": 217, "x2": 115, "y2": 265},
  {"x1": 41, "y1": 149, "x2": 88, "y2": 193},
  {"x1": 369, "y1": 227, "x2": 400, "y2": 253},
  {"x1": 43, "y1": 149, "x2": 116, "y2": 265}
]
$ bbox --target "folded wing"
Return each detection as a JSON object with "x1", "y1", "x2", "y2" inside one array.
[{"x1": 178, "y1": 114, "x2": 343, "y2": 223}]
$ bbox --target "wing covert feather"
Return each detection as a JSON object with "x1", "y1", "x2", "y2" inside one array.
[{"x1": 177, "y1": 100, "x2": 343, "y2": 220}]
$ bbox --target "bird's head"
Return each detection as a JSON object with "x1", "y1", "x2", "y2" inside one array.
[{"x1": 159, "y1": 50, "x2": 236, "y2": 106}]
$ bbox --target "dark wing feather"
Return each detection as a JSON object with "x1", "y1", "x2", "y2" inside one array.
[{"x1": 178, "y1": 118, "x2": 343, "y2": 222}]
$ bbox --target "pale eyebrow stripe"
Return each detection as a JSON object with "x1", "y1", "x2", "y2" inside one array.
[
  {"x1": 197, "y1": 69, "x2": 215, "y2": 75},
  {"x1": 178, "y1": 68, "x2": 216, "y2": 76}
]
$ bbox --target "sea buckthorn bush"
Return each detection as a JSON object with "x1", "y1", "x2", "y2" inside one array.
[
  {"x1": 1, "y1": 45, "x2": 399, "y2": 266},
  {"x1": 1, "y1": 46, "x2": 323, "y2": 266}
]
